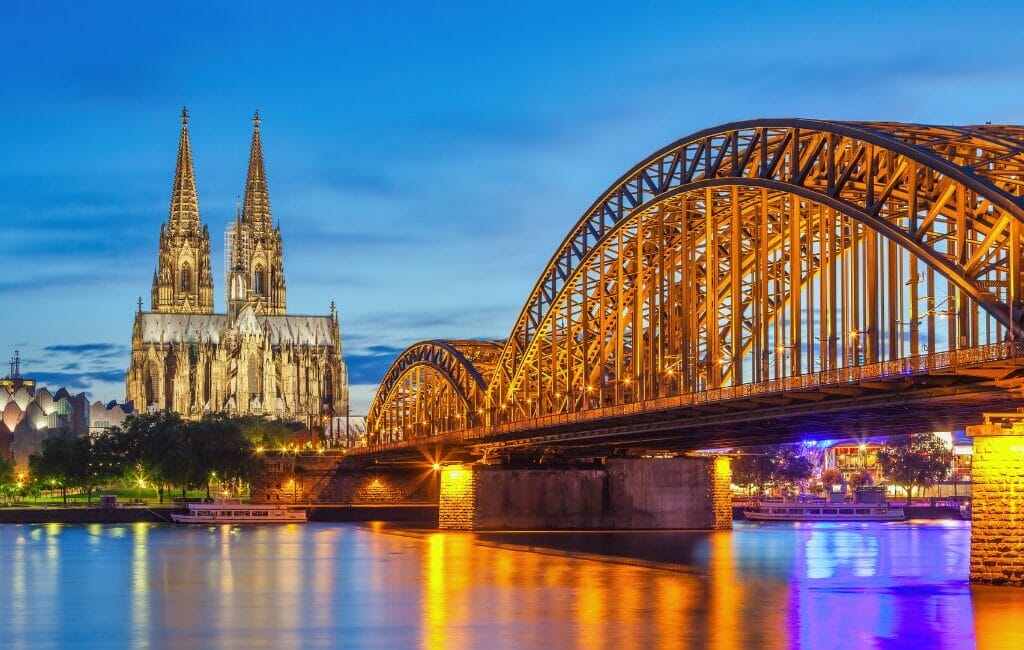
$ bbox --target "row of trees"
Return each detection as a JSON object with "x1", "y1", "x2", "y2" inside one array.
[
  {"x1": 731, "y1": 434, "x2": 955, "y2": 502},
  {"x1": 23, "y1": 412, "x2": 282, "y2": 504}
]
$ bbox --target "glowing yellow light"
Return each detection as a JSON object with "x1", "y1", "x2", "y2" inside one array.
[
  {"x1": 849, "y1": 330, "x2": 860, "y2": 339},
  {"x1": 255, "y1": 446, "x2": 264, "y2": 454},
  {"x1": 858, "y1": 443, "x2": 867, "y2": 452},
  {"x1": 432, "y1": 462, "x2": 441, "y2": 471}
]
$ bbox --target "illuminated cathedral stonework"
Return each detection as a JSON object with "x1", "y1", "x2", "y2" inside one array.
[{"x1": 126, "y1": 109, "x2": 349, "y2": 422}]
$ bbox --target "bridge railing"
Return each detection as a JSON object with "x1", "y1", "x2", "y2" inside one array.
[{"x1": 354, "y1": 341, "x2": 1024, "y2": 454}]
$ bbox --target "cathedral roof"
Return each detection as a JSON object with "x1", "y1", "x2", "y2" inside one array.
[{"x1": 138, "y1": 311, "x2": 337, "y2": 347}]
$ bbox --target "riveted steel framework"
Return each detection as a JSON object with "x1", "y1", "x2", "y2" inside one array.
[
  {"x1": 366, "y1": 119, "x2": 1024, "y2": 447},
  {"x1": 368, "y1": 340, "x2": 503, "y2": 441}
]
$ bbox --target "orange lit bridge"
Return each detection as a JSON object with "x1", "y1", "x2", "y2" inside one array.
[
  {"x1": 346, "y1": 120, "x2": 1024, "y2": 577},
  {"x1": 355, "y1": 119, "x2": 1024, "y2": 461}
]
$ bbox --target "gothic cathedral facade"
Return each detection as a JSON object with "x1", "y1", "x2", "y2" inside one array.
[{"x1": 126, "y1": 109, "x2": 349, "y2": 425}]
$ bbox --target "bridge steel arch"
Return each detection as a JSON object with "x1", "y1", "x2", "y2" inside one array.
[
  {"x1": 367, "y1": 339, "x2": 503, "y2": 442},
  {"x1": 488, "y1": 119, "x2": 1024, "y2": 423},
  {"x1": 367, "y1": 119, "x2": 1024, "y2": 446}
]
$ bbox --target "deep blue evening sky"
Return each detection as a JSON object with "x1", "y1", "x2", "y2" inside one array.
[{"x1": 3, "y1": 0, "x2": 1024, "y2": 411}]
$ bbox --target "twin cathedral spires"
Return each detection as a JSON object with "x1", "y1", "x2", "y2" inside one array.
[{"x1": 151, "y1": 107, "x2": 286, "y2": 317}]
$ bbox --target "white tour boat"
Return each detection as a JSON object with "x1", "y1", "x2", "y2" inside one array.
[
  {"x1": 171, "y1": 499, "x2": 307, "y2": 524},
  {"x1": 743, "y1": 500, "x2": 906, "y2": 522}
]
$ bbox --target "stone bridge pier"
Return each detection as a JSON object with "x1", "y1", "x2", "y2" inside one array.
[
  {"x1": 438, "y1": 457, "x2": 732, "y2": 531},
  {"x1": 967, "y1": 413, "x2": 1024, "y2": 586}
]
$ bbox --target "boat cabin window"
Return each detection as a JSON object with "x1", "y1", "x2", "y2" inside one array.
[
  {"x1": 855, "y1": 508, "x2": 870, "y2": 514},
  {"x1": 219, "y1": 511, "x2": 233, "y2": 517},
  {"x1": 823, "y1": 509, "x2": 838, "y2": 514}
]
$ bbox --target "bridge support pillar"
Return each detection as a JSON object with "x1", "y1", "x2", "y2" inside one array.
[
  {"x1": 438, "y1": 456, "x2": 732, "y2": 531},
  {"x1": 966, "y1": 417, "x2": 1024, "y2": 586}
]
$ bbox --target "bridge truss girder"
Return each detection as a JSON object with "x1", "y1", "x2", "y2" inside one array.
[{"x1": 366, "y1": 119, "x2": 1024, "y2": 448}]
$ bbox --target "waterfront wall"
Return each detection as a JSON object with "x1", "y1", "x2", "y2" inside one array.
[
  {"x1": 966, "y1": 420, "x2": 1024, "y2": 586},
  {"x1": 251, "y1": 453, "x2": 437, "y2": 504},
  {"x1": 0, "y1": 507, "x2": 177, "y2": 524},
  {"x1": 439, "y1": 457, "x2": 732, "y2": 531}
]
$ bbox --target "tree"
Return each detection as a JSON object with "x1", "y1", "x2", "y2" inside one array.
[
  {"x1": 0, "y1": 455, "x2": 14, "y2": 486},
  {"x1": 29, "y1": 430, "x2": 78, "y2": 504},
  {"x1": 820, "y1": 468, "x2": 843, "y2": 493},
  {"x1": 236, "y1": 415, "x2": 303, "y2": 449},
  {"x1": 732, "y1": 444, "x2": 814, "y2": 494},
  {"x1": 850, "y1": 470, "x2": 874, "y2": 490},
  {"x1": 113, "y1": 411, "x2": 192, "y2": 503},
  {"x1": 875, "y1": 433, "x2": 952, "y2": 504},
  {"x1": 0, "y1": 455, "x2": 17, "y2": 504}
]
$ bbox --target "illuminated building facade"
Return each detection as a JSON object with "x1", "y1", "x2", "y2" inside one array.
[
  {"x1": 1, "y1": 354, "x2": 90, "y2": 466},
  {"x1": 126, "y1": 110, "x2": 349, "y2": 424}
]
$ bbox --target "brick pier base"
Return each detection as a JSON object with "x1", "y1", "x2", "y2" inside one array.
[
  {"x1": 438, "y1": 457, "x2": 732, "y2": 531},
  {"x1": 966, "y1": 418, "x2": 1024, "y2": 586}
]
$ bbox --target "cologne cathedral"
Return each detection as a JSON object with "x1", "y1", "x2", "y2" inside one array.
[{"x1": 126, "y1": 109, "x2": 349, "y2": 424}]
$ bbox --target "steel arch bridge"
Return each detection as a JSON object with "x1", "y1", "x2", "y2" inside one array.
[{"x1": 361, "y1": 119, "x2": 1024, "y2": 459}]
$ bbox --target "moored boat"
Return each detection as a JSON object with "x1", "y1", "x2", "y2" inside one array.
[
  {"x1": 743, "y1": 500, "x2": 906, "y2": 522},
  {"x1": 171, "y1": 499, "x2": 307, "y2": 524}
]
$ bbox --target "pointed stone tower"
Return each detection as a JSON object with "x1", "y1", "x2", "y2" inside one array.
[
  {"x1": 226, "y1": 110, "x2": 287, "y2": 316},
  {"x1": 151, "y1": 107, "x2": 214, "y2": 313}
]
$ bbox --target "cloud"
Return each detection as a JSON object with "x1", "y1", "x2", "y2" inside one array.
[
  {"x1": 33, "y1": 369, "x2": 126, "y2": 392},
  {"x1": 344, "y1": 345, "x2": 405, "y2": 384},
  {"x1": 43, "y1": 343, "x2": 128, "y2": 358}
]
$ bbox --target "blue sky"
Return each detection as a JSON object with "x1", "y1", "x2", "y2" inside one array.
[{"x1": 3, "y1": 0, "x2": 1024, "y2": 412}]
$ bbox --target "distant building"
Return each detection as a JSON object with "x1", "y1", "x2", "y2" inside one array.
[
  {"x1": 88, "y1": 400, "x2": 135, "y2": 435},
  {"x1": 325, "y1": 414, "x2": 366, "y2": 448},
  {"x1": 822, "y1": 432, "x2": 973, "y2": 498},
  {"x1": 1, "y1": 351, "x2": 133, "y2": 466},
  {"x1": 1, "y1": 378, "x2": 89, "y2": 468},
  {"x1": 125, "y1": 109, "x2": 349, "y2": 423}
]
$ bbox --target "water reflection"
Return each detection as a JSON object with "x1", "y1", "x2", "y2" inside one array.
[{"x1": 0, "y1": 520, "x2": 1019, "y2": 648}]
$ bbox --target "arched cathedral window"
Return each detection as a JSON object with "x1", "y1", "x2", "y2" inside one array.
[
  {"x1": 254, "y1": 265, "x2": 266, "y2": 296},
  {"x1": 180, "y1": 262, "x2": 191, "y2": 292}
]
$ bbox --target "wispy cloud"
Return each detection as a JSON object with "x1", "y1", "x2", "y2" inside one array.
[{"x1": 43, "y1": 343, "x2": 128, "y2": 358}]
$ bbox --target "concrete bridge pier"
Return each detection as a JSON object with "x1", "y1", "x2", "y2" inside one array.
[
  {"x1": 967, "y1": 414, "x2": 1024, "y2": 586},
  {"x1": 438, "y1": 456, "x2": 732, "y2": 531}
]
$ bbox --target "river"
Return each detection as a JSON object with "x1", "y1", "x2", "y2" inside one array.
[{"x1": 0, "y1": 520, "x2": 1021, "y2": 649}]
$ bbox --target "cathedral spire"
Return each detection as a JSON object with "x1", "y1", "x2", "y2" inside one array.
[
  {"x1": 169, "y1": 106, "x2": 200, "y2": 229},
  {"x1": 242, "y1": 109, "x2": 271, "y2": 225},
  {"x1": 151, "y1": 107, "x2": 214, "y2": 314}
]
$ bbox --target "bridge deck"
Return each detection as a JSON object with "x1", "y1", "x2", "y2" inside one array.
[{"x1": 350, "y1": 343, "x2": 1024, "y2": 460}]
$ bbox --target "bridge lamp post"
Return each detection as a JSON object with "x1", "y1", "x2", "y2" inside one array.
[
  {"x1": 776, "y1": 344, "x2": 795, "y2": 380},
  {"x1": 847, "y1": 331, "x2": 868, "y2": 367}
]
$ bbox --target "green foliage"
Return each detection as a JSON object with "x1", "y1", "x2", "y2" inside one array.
[
  {"x1": 731, "y1": 444, "x2": 814, "y2": 493},
  {"x1": 235, "y1": 415, "x2": 304, "y2": 448},
  {"x1": 15, "y1": 412, "x2": 270, "y2": 504},
  {"x1": 876, "y1": 433, "x2": 953, "y2": 503},
  {"x1": 0, "y1": 455, "x2": 14, "y2": 486}
]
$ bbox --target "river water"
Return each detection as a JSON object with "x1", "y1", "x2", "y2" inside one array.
[{"x1": 0, "y1": 520, "x2": 1021, "y2": 649}]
